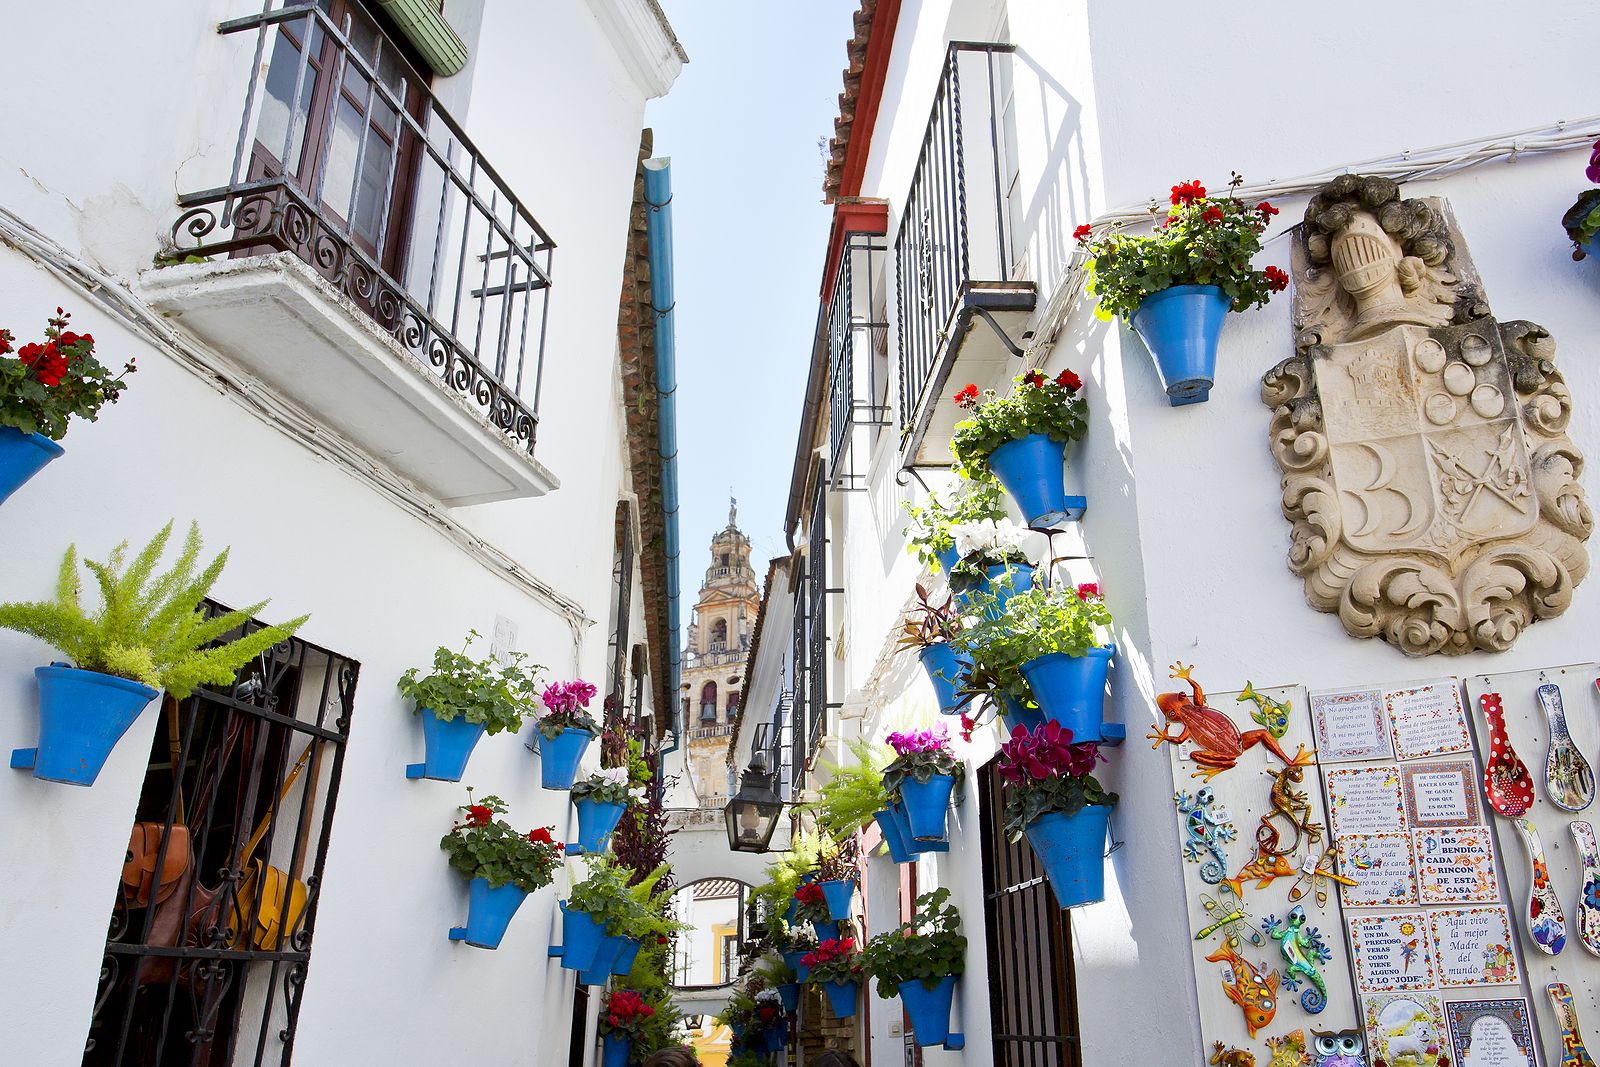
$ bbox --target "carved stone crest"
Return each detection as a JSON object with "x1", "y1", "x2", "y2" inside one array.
[{"x1": 1262, "y1": 175, "x2": 1591, "y2": 655}]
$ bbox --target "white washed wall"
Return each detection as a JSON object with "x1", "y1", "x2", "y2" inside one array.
[{"x1": 0, "y1": 2, "x2": 672, "y2": 1065}]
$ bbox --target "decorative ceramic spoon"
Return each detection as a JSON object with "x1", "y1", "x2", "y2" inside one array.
[
  {"x1": 1570, "y1": 821, "x2": 1600, "y2": 957},
  {"x1": 1480, "y1": 693, "x2": 1534, "y2": 817},
  {"x1": 1512, "y1": 817, "x2": 1566, "y2": 954},
  {"x1": 1549, "y1": 982, "x2": 1599, "y2": 1067},
  {"x1": 1540, "y1": 683, "x2": 1595, "y2": 811}
]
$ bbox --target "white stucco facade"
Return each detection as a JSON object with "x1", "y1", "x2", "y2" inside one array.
[{"x1": 0, "y1": 2, "x2": 682, "y2": 1065}]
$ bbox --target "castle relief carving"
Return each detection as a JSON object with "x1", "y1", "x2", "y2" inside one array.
[{"x1": 1261, "y1": 175, "x2": 1591, "y2": 655}]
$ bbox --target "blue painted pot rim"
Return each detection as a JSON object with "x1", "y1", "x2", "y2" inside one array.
[{"x1": 1, "y1": 427, "x2": 65, "y2": 457}]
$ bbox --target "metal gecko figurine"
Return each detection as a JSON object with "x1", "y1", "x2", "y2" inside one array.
[
  {"x1": 1264, "y1": 905, "x2": 1331, "y2": 1013},
  {"x1": 1238, "y1": 681, "x2": 1292, "y2": 739},
  {"x1": 1176, "y1": 787, "x2": 1237, "y2": 884},
  {"x1": 1225, "y1": 758, "x2": 1326, "y2": 896}
]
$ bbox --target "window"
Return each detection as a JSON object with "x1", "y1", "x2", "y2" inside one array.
[
  {"x1": 726, "y1": 691, "x2": 740, "y2": 722},
  {"x1": 700, "y1": 681, "x2": 718, "y2": 723},
  {"x1": 720, "y1": 553, "x2": 729, "y2": 566},
  {"x1": 83, "y1": 608, "x2": 359, "y2": 1067},
  {"x1": 710, "y1": 618, "x2": 728, "y2": 650}
]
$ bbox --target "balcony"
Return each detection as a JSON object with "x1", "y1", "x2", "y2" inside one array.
[
  {"x1": 825, "y1": 206, "x2": 892, "y2": 490},
  {"x1": 895, "y1": 43, "x2": 1033, "y2": 468},
  {"x1": 143, "y1": 3, "x2": 556, "y2": 505}
]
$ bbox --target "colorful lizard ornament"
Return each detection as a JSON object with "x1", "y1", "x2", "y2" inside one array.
[
  {"x1": 1176, "y1": 787, "x2": 1236, "y2": 884},
  {"x1": 1211, "y1": 1042, "x2": 1257, "y2": 1067},
  {"x1": 1205, "y1": 937, "x2": 1280, "y2": 1038},
  {"x1": 1265, "y1": 905, "x2": 1331, "y2": 1013},
  {"x1": 1266, "y1": 1030, "x2": 1312, "y2": 1067},
  {"x1": 1151, "y1": 663, "x2": 1313, "y2": 781},
  {"x1": 1238, "y1": 680, "x2": 1292, "y2": 739}
]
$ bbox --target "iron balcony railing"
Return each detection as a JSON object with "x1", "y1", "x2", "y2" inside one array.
[
  {"x1": 826, "y1": 231, "x2": 891, "y2": 489},
  {"x1": 168, "y1": 3, "x2": 553, "y2": 454},
  {"x1": 895, "y1": 42, "x2": 1019, "y2": 435}
]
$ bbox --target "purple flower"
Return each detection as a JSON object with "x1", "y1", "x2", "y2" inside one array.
[
  {"x1": 887, "y1": 722, "x2": 951, "y2": 756},
  {"x1": 542, "y1": 679, "x2": 597, "y2": 714}
]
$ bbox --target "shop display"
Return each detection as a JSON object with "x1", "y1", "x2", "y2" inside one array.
[
  {"x1": 1265, "y1": 1030, "x2": 1310, "y2": 1067},
  {"x1": 1178, "y1": 788, "x2": 1237, "y2": 885},
  {"x1": 1206, "y1": 937, "x2": 1282, "y2": 1038},
  {"x1": 1266, "y1": 905, "x2": 1332, "y2": 1013}
]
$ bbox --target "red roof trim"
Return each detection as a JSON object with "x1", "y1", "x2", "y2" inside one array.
[
  {"x1": 836, "y1": 0, "x2": 900, "y2": 201},
  {"x1": 819, "y1": 198, "x2": 889, "y2": 304}
]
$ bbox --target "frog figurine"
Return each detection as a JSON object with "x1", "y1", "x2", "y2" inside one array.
[{"x1": 1151, "y1": 663, "x2": 1313, "y2": 781}]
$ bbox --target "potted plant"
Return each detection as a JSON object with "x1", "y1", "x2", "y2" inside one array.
[
  {"x1": 1563, "y1": 140, "x2": 1600, "y2": 259},
  {"x1": 895, "y1": 584, "x2": 967, "y2": 716},
  {"x1": 767, "y1": 917, "x2": 816, "y2": 983},
  {"x1": 765, "y1": 957, "x2": 801, "y2": 1013},
  {"x1": 555, "y1": 857, "x2": 628, "y2": 973},
  {"x1": 0, "y1": 309, "x2": 133, "y2": 506},
  {"x1": 791, "y1": 881, "x2": 839, "y2": 940},
  {"x1": 809, "y1": 738, "x2": 916, "y2": 865},
  {"x1": 568, "y1": 766, "x2": 634, "y2": 854},
  {"x1": 862, "y1": 889, "x2": 967, "y2": 1047},
  {"x1": 1076, "y1": 175, "x2": 1286, "y2": 405},
  {"x1": 998, "y1": 721, "x2": 1116, "y2": 908},
  {"x1": 950, "y1": 370, "x2": 1088, "y2": 525},
  {"x1": 535, "y1": 678, "x2": 600, "y2": 789},
  {"x1": 598, "y1": 989, "x2": 655, "y2": 1067},
  {"x1": 753, "y1": 988, "x2": 787, "y2": 1052},
  {"x1": 950, "y1": 650, "x2": 1042, "y2": 738},
  {"x1": 902, "y1": 475, "x2": 1007, "y2": 574},
  {"x1": 0, "y1": 522, "x2": 307, "y2": 785},
  {"x1": 882, "y1": 724, "x2": 963, "y2": 843},
  {"x1": 398, "y1": 631, "x2": 543, "y2": 782},
  {"x1": 945, "y1": 519, "x2": 1035, "y2": 615},
  {"x1": 802, "y1": 935, "x2": 863, "y2": 1019},
  {"x1": 440, "y1": 791, "x2": 564, "y2": 949}
]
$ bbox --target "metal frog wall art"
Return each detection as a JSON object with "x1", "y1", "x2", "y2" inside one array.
[
  {"x1": 1151, "y1": 663, "x2": 1313, "y2": 780},
  {"x1": 1266, "y1": 1030, "x2": 1312, "y2": 1067},
  {"x1": 1261, "y1": 174, "x2": 1591, "y2": 656}
]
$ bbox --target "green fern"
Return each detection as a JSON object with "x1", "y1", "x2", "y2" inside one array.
[
  {"x1": 805, "y1": 737, "x2": 893, "y2": 839},
  {"x1": 0, "y1": 521, "x2": 309, "y2": 697}
]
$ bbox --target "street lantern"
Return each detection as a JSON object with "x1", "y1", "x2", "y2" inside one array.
[{"x1": 724, "y1": 758, "x2": 783, "y2": 853}]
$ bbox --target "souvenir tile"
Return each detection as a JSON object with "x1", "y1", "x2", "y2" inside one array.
[
  {"x1": 1327, "y1": 766, "x2": 1406, "y2": 837},
  {"x1": 1340, "y1": 834, "x2": 1418, "y2": 908},
  {"x1": 1349, "y1": 912, "x2": 1434, "y2": 992},
  {"x1": 1414, "y1": 827, "x2": 1499, "y2": 905},
  {"x1": 1311, "y1": 687, "x2": 1393, "y2": 763},
  {"x1": 1429, "y1": 907, "x2": 1517, "y2": 987},
  {"x1": 1444, "y1": 998, "x2": 1535, "y2": 1067},
  {"x1": 1386, "y1": 681, "x2": 1471, "y2": 761},
  {"x1": 1400, "y1": 760, "x2": 1482, "y2": 829},
  {"x1": 1362, "y1": 992, "x2": 1447, "y2": 1067}
]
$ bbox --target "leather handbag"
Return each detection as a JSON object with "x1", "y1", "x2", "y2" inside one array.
[
  {"x1": 230, "y1": 740, "x2": 318, "y2": 951},
  {"x1": 122, "y1": 823, "x2": 192, "y2": 909}
]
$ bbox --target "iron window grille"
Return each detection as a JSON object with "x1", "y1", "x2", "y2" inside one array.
[
  {"x1": 167, "y1": 1, "x2": 554, "y2": 455},
  {"x1": 804, "y1": 476, "x2": 830, "y2": 766},
  {"x1": 826, "y1": 231, "x2": 891, "y2": 490},
  {"x1": 83, "y1": 606, "x2": 359, "y2": 1067},
  {"x1": 894, "y1": 42, "x2": 1020, "y2": 437},
  {"x1": 607, "y1": 501, "x2": 635, "y2": 710}
]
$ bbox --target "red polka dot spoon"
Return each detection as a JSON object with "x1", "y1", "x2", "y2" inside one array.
[{"x1": 1481, "y1": 692, "x2": 1534, "y2": 817}]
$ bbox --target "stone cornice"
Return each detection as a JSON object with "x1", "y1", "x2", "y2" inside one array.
[{"x1": 586, "y1": 0, "x2": 687, "y2": 100}]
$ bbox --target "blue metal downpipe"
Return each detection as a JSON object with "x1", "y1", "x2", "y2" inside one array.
[{"x1": 644, "y1": 158, "x2": 682, "y2": 778}]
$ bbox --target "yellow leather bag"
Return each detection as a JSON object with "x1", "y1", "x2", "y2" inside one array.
[{"x1": 230, "y1": 741, "x2": 316, "y2": 950}]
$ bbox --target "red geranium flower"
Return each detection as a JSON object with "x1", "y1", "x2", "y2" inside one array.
[
  {"x1": 952, "y1": 382, "x2": 980, "y2": 407},
  {"x1": 529, "y1": 826, "x2": 554, "y2": 844},
  {"x1": 1257, "y1": 201, "x2": 1279, "y2": 219},
  {"x1": 1264, "y1": 265, "x2": 1289, "y2": 293},
  {"x1": 1076, "y1": 582, "x2": 1100, "y2": 601},
  {"x1": 795, "y1": 883, "x2": 825, "y2": 906},
  {"x1": 465, "y1": 804, "x2": 492, "y2": 827},
  {"x1": 657, "y1": 934, "x2": 670, "y2": 945},
  {"x1": 1201, "y1": 205, "x2": 1223, "y2": 225},
  {"x1": 1022, "y1": 369, "x2": 1047, "y2": 389},
  {"x1": 1072, "y1": 223, "x2": 1093, "y2": 243},
  {"x1": 17, "y1": 341, "x2": 47, "y2": 365},
  {"x1": 1054, "y1": 369, "x2": 1082, "y2": 393},
  {"x1": 0, "y1": 329, "x2": 13, "y2": 355},
  {"x1": 1170, "y1": 180, "x2": 1206, "y2": 206}
]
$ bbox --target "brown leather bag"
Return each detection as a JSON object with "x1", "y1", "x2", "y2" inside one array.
[{"x1": 122, "y1": 823, "x2": 192, "y2": 909}]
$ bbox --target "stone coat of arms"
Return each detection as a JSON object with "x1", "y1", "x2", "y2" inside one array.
[{"x1": 1261, "y1": 175, "x2": 1591, "y2": 655}]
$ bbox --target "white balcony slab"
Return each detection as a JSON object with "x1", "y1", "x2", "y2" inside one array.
[{"x1": 139, "y1": 252, "x2": 558, "y2": 506}]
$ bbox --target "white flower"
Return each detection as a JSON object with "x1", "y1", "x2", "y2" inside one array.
[
  {"x1": 951, "y1": 519, "x2": 1030, "y2": 561},
  {"x1": 597, "y1": 766, "x2": 630, "y2": 788},
  {"x1": 754, "y1": 989, "x2": 782, "y2": 1006}
]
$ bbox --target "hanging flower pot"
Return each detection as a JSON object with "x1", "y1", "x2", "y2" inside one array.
[
  {"x1": 890, "y1": 802, "x2": 948, "y2": 854},
  {"x1": 1024, "y1": 806, "x2": 1112, "y2": 908},
  {"x1": 0, "y1": 427, "x2": 64, "y2": 507},
  {"x1": 554, "y1": 900, "x2": 608, "y2": 971},
  {"x1": 899, "y1": 976, "x2": 958, "y2": 1047},
  {"x1": 447, "y1": 877, "x2": 528, "y2": 949},
  {"x1": 823, "y1": 979, "x2": 859, "y2": 1018},
  {"x1": 610, "y1": 935, "x2": 642, "y2": 976},
  {"x1": 580, "y1": 935, "x2": 626, "y2": 986},
  {"x1": 538, "y1": 727, "x2": 595, "y2": 790},
  {"x1": 601, "y1": 1034, "x2": 631, "y2": 1067},
  {"x1": 568, "y1": 797, "x2": 628, "y2": 855},
  {"x1": 935, "y1": 544, "x2": 961, "y2": 575},
  {"x1": 899, "y1": 773, "x2": 957, "y2": 841},
  {"x1": 952, "y1": 562, "x2": 1035, "y2": 616},
  {"x1": 777, "y1": 982, "x2": 800, "y2": 1012},
  {"x1": 817, "y1": 879, "x2": 855, "y2": 921},
  {"x1": 1020, "y1": 646, "x2": 1115, "y2": 742},
  {"x1": 9, "y1": 665, "x2": 159, "y2": 786},
  {"x1": 917, "y1": 643, "x2": 968, "y2": 716},
  {"x1": 1129, "y1": 284, "x2": 1232, "y2": 406},
  {"x1": 1000, "y1": 696, "x2": 1047, "y2": 735},
  {"x1": 873, "y1": 808, "x2": 915, "y2": 864},
  {"x1": 811, "y1": 919, "x2": 840, "y2": 941},
  {"x1": 405, "y1": 707, "x2": 486, "y2": 781},
  {"x1": 986, "y1": 434, "x2": 1086, "y2": 526},
  {"x1": 782, "y1": 949, "x2": 811, "y2": 984},
  {"x1": 762, "y1": 1025, "x2": 787, "y2": 1053}
]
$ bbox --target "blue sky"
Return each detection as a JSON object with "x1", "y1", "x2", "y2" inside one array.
[{"x1": 646, "y1": 1, "x2": 859, "y2": 605}]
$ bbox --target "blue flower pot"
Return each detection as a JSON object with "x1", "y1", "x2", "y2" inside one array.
[
  {"x1": 602, "y1": 1033, "x2": 630, "y2": 1067},
  {"x1": 1024, "y1": 806, "x2": 1111, "y2": 909},
  {"x1": 0, "y1": 427, "x2": 63, "y2": 507},
  {"x1": 953, "y1": 562, "x2": 1035, "y2": 618},
  {"x1": 999, "y1": 696, "x2": 1047, "y2": 736},
  {"x1": 539, "y1": 726, "x2": 594, "y2": 789},
  {"x1": 580, "y1": 934, "x2": 625, "y2": 986},
  {"x1": 817, "y1": 878, "x2": 854, "y2": 921},
  {"x1": 899, "y1": 975, "x2": 958, "y2": 1047},
  {"x1": 900, "y1": 773, "x2": 957, "y2": 841},
  {"x1": 610, "y1": 936, "x2": 642, "y2": 976},
  {"x1": 784, "y1": 898, "x2": 799, "y2": 924},
  {"x1": 823, "y1": 979, "x2": 859, "y2": 1018},
  {"x1": 762, "y1": 1025, "x2": 787, "y2": 1053},
  {"x1": 987, "y1": 434, "x2": 1086, "y2": 526},
  {"x1": 447, "y1": 877, "x2": 528, "y2": 949},
  {"x1": 568, "y1": 797, "x2": 627, "y2": 854},
  {"x1": 554, "y1": 901, "x2": 608, "y2": 971},
  {"x1": 1130, "y1": 284, "x2": 1232, "y2": 406},
  {"x1": 777, "y1": 982, "x2": 800, "y2": 1012},
  {"x1": 9, "y1": 666, "x2": 159, "y2": 786},
  {"x1": 404, "y1": 706, "x2": 485, "y2": 781},
  {"x1": 1020, "y1": 647, "x2": 1115, "y2": 743},
  {"x1": 917, "y1": 643, "x2": 968, "y2": 716},
  {"x1": 782, "y1": 949, "x2": 811, "y2": 983},
  {"x1": 935, "y1": 544, "x2": 961, "y2": 575},
  {"x1": 873, "y1": 808, "x2": 915, "y2": 864},
  {"x1": 891, "y1": 802, "x2": 948, "y2": 854},
  {"x1": 811, "y1": 919, "x2": 840, "y2": 941}
]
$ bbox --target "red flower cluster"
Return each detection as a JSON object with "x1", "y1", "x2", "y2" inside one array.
[
  {"x1": 1022, "y1": 369, "x2": 1047, "y2": 389},
  {"x1": 951, "y1": 382, "x2": 980, "y2": 408},
  {"x1": 657, "y1": 934, "x2": 670, "y2": 945},
  {"x1": 1201, "y1": 205, "x2": 1224, "y2": 225},
  {"x1": 465, "y1": 804, "x2": 493, "y2": 827},
  {"x1": 800, "y1": 936, "x2": 856, "y2": 970},
  {"x1": 1055, "y1": 368, "x2": 1082, "y2": 393},
  {"x1": 527, "y1": 826, "x2": 563, "y2": 851},
  {"x1": 1257, "y1": 201, "x2": 1280, "y2": 220},
  {"x1": 958, "y1": 713, "x2": 976, "y2": 744},
  {"x1": 1264, "y1": 265, "x2": 1290, "y2": 293},
  {"x1": 996, "y1": 720, "x2": 1104, "y2": 785},
  {"x1": 17, "y1": 341, "x2": 70, "y2": 387},
  {"x1": 7, "y1": 309, "x2": 101, "y2": 389},
  {"x1": 1170, "y1": 180, "x2": 1206, "y2": 206},
  {"x1": 1075, "y1": 582, "x2": 1100, "y2": 601},
  {"x1": 794, "y1": 882, "x2": 825, "y2": 907},
  {"x1": 1072, "y1": 223, "x2": 1093, "y2": 243},
  {"x1": 605, "y1": 990, "x2": 655, "y2": 1030}
]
